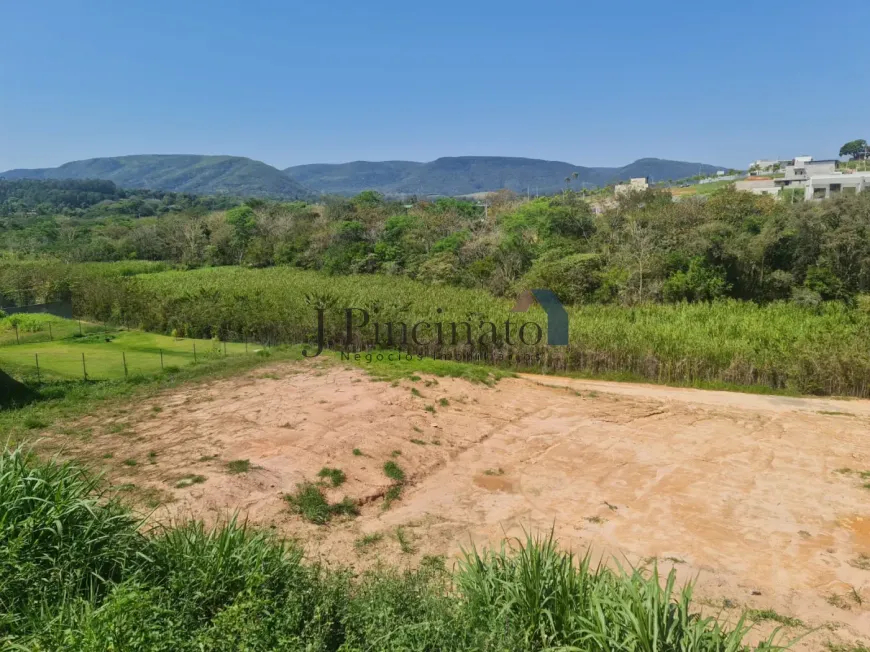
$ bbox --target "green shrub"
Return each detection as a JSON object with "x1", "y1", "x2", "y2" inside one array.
[
  {"x1": 517, "y1": 253, "x2": 602, "y2": 305},
  {"x1": 383, "y1": 460, "x2": 406, "y2": 483}
]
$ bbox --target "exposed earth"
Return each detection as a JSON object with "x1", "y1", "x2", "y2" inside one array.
[{"x1": 48, "y1": 359, "x2": 870, "y2": 650}]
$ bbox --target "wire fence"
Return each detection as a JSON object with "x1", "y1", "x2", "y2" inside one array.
[{"x1": 0, "y1": 321, "x2": 260, "y2": 383}]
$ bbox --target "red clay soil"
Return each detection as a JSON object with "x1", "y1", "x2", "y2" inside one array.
[{"x1": 48, "y1": 361, "x2": 870, "y2": 650}]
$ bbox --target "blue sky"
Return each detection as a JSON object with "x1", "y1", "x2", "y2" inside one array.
[{"x1": 2, "y1": 0, "x2": 867, "y2": 171}]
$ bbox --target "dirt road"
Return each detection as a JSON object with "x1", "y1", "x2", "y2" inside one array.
[{"x1": 57, "y1": 362, "x2": 870, "y2": 649}]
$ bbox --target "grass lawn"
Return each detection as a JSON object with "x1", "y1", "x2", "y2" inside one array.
[{"x1": 0, "y1": 321, "x2": 250, "y2": 380}]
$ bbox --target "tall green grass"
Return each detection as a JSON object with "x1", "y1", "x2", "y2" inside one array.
[
  {"x1": 0, "y1": 446, "x2": 784, "y2": 650},
  {"x1": 65, "y1": 264, "x2": 870, "y2": 397}
]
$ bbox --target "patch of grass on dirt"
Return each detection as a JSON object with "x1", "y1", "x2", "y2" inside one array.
[
  {"x1": 483, "y1": 468, "x2": 504, "y2": 476},
  {"x1": 352, "y1": 448, "x2": 363, "y2": 456},
  {"x1": 383, "y1": 485, "x2": 402, "y2": 510},
  {"x1": 317, "y1": 467, "x2": 347, "y2": 487},
  {"x1": 396, "y1": 526, "x2": 415, "y2": 554},
  {"x1": 175, "y1": 474, "x2": 206, "y2": 488},
  {"x1": 827, "y1": 643, "x2": 870, "y2": 652},
  {"x1": 122, "y1": 458, "x2": 137, "y2": 467},
  {"x1": 383, "y1": 460, "x2": 406, "y2": 483},
  {"x1": 226, "y1": 459, "x2": 252, "y2": 474},
  {"x1": 438, "y1": 398, "x2": 449, "y2": 407},
  {"x1": 411, "y1": 388, "x2": 423, "y2": 397},
  {"x1": 424, "y1": 405, "x2": 436, "y2": 413},
  {"x1": 23, "y1": 415, "x2": 49, "y2": 430},
  {"x1": 746, "y1": 608, "x2": 804, "y2": 627},
  {"x1": 147, "y1": 451, "x2": 157, "y2": 464},
  {"x1": 354, "y1": 532, "x2": 384, "y2": 552},
  {"x1": 410, "y1": 438, "x2": 426, "y2": 445},
  {"x1": 285, "y1": 482, "x2": 358, "y2": 524}
]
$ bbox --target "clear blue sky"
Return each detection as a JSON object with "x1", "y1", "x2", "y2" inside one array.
[{"x1": 2, "y1": 0, "x2": 867, "y2": 171}]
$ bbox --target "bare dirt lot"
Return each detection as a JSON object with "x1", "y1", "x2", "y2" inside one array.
[{"x1": 50, "y1": 360, "x2": 870, "y2": 650}]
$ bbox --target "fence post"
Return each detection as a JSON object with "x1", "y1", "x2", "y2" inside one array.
[
  {"x1": 79, "y1": 320, "x2": 83, "y2": 336},
  {"x1": 193, "y1": 341, "x2": 197, "y2": 363},
  {"x1": 81, "y1": 353, "x2": 87, "y2": 381},
  {"x1": 35, "y1": 353, "x2": 40, "y2": 384},
  {"x1": 122, "y1": 352, "x2": 128, "y2": 379},
  {"x1": 160, "y1": 349, "x2": 164, "y2": 370},
  {"x1": 48, "y1": 322, "x2": 53, "y2": 341}
]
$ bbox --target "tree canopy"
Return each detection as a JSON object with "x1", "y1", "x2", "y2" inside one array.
[{"x1": 839, "y1": 139, "x2": 868, "y2": 160}]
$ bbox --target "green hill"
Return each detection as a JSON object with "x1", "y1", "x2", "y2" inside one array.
[
  {"x1": 2, "y1": 155, "x2": 314, "y2": 200},
  {"x1": 284, "y1": 156, "x2": 726, "y2": 196}
]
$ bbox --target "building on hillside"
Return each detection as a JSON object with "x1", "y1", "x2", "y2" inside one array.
[
  {"x1": 735, "y1": 179, "x2": 780, "y2": 196},
  {"x1": 804, "y1": 171, "x2": 870, "y2": 200},
  {"x1": 614, "y1": 177, "x2": 649, "y2": 196},
  {"x1": 775, "y1": 159, "x2": 839, "y2": 188}
]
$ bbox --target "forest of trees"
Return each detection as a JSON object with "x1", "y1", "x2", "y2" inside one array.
[{"x1": 2, "y1": 179, "x2": 870, "y2": 308}]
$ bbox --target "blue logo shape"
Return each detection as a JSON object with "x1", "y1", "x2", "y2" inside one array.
[{"x1": 511, "y1": 289, "x2": 568, "y2": 346}]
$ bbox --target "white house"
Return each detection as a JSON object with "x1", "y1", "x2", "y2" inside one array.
[
  {"x1": 776, "y1": 160, "x2": 839, "y2": 188},
  {"x1": 804, "y1": 172, "x2": 870, "y2": 200}
]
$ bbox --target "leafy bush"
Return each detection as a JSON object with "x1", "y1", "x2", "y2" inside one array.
[
  {"x1": 517, "y1": 252, "x2": 602, "y2": 304},
  {"x1": 662, "y1": 257, "x2": 730, "y2": 303}
]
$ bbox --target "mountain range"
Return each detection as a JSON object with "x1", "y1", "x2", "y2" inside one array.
[
  {"x1": 1, "y1": 155, "x2": 314, "y2": 200},
  {"x1": 1, "y1": 154, "x2": 726, "y2": 199},
  {"x1": 285, "y1": 157, "x2": 726, "y2": 196}
]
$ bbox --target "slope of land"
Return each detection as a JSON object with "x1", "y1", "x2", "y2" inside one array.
[
  {"x1": 284, "y1": 156, "x2": 726, "y2": 195},
  {"x1": 46, "y1": 359, "x2": 870, "y2": 651},
  {"x1": 2, "y1": 155, "x2": 314, "y2": 200}
]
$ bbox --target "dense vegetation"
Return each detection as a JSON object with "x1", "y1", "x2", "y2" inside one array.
[
  {"x1": 3, "y1": 180, "x2": 870, "y2": 396},
  {"x1": 0, "y1": 179, "x2": 238, "y2": 220},
  {"x1": 284, "y1": 156, "x2": 726, "y2": 196},
  {"x1": 2, "y1": 154, "x2": 314, "y2": 200},
  {"x1": 6, "y1": 182, "x2": 870, "y2": 307},
  {"x1": 0, "y1": 445, "x2": 780, "y2": 650},
  {"x1": 2, "y1": 261, "x2": 868, "y2": 396}
]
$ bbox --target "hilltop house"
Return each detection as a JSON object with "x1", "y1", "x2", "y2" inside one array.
[
  {"x1": 614, "y1": 177, "x2": 649, "y2": 196},
  {"x1": 804, "y1": 171, "x2": 870, "y2": 200},
  {"x1": 775, "y1": 158, "x2": 839, "y2": 189}
]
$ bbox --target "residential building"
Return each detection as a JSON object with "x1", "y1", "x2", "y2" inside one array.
[
  {"x1": 804, "y1": 172, "x2": 870, "y2": 200},
  {"x1": 776, "y1": 159, "x2": 839, "y2": 188},
  {"x1": 735, "y1": 179, "x2": 780, "y2": 196},
  {"x1": 614, "y1": 177, "x2": 649, "y2": 196}
]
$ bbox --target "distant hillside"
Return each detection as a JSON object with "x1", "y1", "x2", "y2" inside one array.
[
  {"x1": 2, "y1": 155, "x2": 313, "y2": 200},
  {"x1": 284, "y1": 156, "x2": 726, "y2": 196}
]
